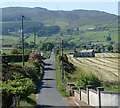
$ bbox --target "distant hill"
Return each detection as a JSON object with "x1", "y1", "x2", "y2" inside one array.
[
  {"x1": 1, "y1": 7, "x2": 117, "y2": 35},
  {"x1": 2, "y1": 7, "x2": 117, "y2": 24}
]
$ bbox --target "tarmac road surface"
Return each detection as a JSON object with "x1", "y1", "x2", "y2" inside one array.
[{"x1": 36, "y1": 51, "x2": 69, "y2": 107}]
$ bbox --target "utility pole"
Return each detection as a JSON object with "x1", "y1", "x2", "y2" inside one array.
[
  {"x1": 34, "y1": 32, "x2": 36, "y2": 49},
  {"x1": 34, "y1": 27, "x2": 36, "y2": 49},
  {"x1": 61, "y1": 40, "x2": 64, "y2": 81},
  {"x1": 22, "y1": 15, "x2": 25, "y2": 67},
  {"x1": 108, "y1": 30, "x2": 111, "y2": 37},
  {"x1": 34, "y1": 33, "x2": 36, "y2": 45}
]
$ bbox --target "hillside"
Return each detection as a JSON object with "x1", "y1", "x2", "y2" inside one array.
[
  {"x1": 1, "y1": 7, "x2": 118, "y2": 53},
  {"x1": 2, "y1": 7, "x2": 117, "y2": 23},
  {"x1": 2, "y1": 7, "x2": 117, "y2": 33}
]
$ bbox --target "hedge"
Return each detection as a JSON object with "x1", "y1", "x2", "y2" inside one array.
[{"x1": 2, "y1": 54, "x2": 29, "y2": 62}]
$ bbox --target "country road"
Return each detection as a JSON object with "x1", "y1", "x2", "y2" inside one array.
[{"x1": 36, "y1": 52, "x2": 69, "y2": 107}]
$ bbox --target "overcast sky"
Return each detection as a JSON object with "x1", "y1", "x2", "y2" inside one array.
[{"x1": 0, "y1": 0, "x2": 119, "y2": 15}]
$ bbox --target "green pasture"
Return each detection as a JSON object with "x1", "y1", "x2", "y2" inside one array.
[
  {"x1": 2, "y1": 35, "x2": 20, "y2": 45},
  {"x1": 55, "y1": 20, "x2": 69, "y2": 29},
  {"x1": 79, "y1": 25, "x2": 96, "y2": 30},
  {"x1": 25, "y1": 35, "x2": 47, "y2": 44}
]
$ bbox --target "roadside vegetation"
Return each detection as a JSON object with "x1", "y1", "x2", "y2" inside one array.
[
  {"x1": 2, "y1": 50, "x2": 44, "y2": 108},
  {"x1": 55, "y1": 56, "x2": 68, "y2": 97},
  {"x1": 54, "y1": 47, "x2": 102, "y2": 96}
]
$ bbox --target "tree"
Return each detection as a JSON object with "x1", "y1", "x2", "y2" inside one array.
[
  {"x1": 29, "y1": 42, "x2": 36, "y2": 48},
  {"x1": 106, "y1": 44, "x2": 113, "y2": 52},
  {"x1": 106, "y1": 36, "x2": 111, "y2": 42},
  {"x1": 75, "y1": 27, "x2": 80, "y2": 35},
  {"x1": 41, "y1": 42, "x2": 54, "y2": 51},
  {"x1": 37, "y1": 25, "x2": 61, "y2": 36}
]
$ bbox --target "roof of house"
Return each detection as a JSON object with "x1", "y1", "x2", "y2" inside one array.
[{"x1": 80, "y1": 49, "x2": 94, "y2": 53}]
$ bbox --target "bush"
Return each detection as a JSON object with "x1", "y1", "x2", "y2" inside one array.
[
  {"x1": 59, "y1": 54, "x2": 76, "y2": 73},
  {"x1": 2, "y1": 59, "x2": 43, "y2": 108},
  {"x1": 2, "y1": 78, "x2": 35, "y2": 108},
  {"x1": 77, "y1": 73, "x2": 102, "y2": 89},
  {"x1": 2, "y1": 54, "x2": 29, "y2": 62}
]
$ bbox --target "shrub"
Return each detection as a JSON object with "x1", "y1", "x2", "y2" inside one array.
[
  {"x1": 77, "y1": 73, "x2": 102, "y2": 89},
  {"x1": 59, "y1": 54, "x2": 76, "y2": 73},
  {"x1": 2, "y1": 78, "x2": 35, "y2": 107}
]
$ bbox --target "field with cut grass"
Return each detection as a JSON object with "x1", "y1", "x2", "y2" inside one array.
[
  {"x1": 67, "y1": 53, "x2": 119, "y2": 82},
  {"x1": 2, "y1": 47, "x2": 12, "y2": 54}
]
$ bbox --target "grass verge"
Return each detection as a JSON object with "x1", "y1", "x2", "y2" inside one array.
[{"x1": 55, "y1": 56, "x2": 68, "y2": 97}]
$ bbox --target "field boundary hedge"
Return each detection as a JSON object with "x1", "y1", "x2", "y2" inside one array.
[{"x1": 2, "y1": 54, "x2": 29, "y2": 62}]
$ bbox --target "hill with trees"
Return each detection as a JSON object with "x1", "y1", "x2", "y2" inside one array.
[{"x1": 1, "y1": 7, "x2": 117, "y2": 36}]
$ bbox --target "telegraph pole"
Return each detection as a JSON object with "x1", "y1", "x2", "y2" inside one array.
[
  {"x1": 22, "y1": 15, "x2": 25, "y2": 66},
  {"x1": 108, "y1": 30, "x2": 111, "y2": 37},
  {"x1": 34, "y1": 33, "x2": 36, "y2": 45},
  {"x1": 34, "y1": 27, "x2": 36, "y2": 49},
  {"x1": 34, "y1": 32, "x2": 36, "y2": 49},
  {"x1": 61, "y1": 40, "x2": 64, "y2": 81}
]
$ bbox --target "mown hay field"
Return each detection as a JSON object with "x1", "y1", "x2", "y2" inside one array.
[{"x1": 67, "y1": 53, "x2": 119, "y2": 82}]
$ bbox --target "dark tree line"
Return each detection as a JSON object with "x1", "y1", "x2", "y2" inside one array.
[{"x1": 2, "y1": 21, "x2": 61, "y2": 36}]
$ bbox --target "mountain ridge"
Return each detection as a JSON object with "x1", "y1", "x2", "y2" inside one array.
[{"x1": 2, "y1": 7, "x2": 117, "y2": 23}]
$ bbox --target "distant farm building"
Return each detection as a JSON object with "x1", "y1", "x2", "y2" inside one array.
[{"x1": 74, "y1": 49, "x2": 95, "y2": 57}]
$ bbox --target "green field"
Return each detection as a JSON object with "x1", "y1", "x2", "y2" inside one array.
[
  {"x1": 55, "y1": 20, "x2": 69, "y2": 29},
  {"x1": 2, "y1": 22, "x2": 118, "y2": 56},
  {"x1": 2, "y1": 35, "x2": 20, "y2": 45},
  {"x1": 79, "y1": 25, "x2": 96, "y2": 30},
  {"x1": 25, "y1": 35, "x2": 47, "y2": 44}
]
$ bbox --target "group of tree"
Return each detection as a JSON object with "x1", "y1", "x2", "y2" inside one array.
[
  {"x1": 2, "y1": 21, "x2": 61, "y2": 36},
  {"x1": 64, "y1": 27, "x2": 80, "y2": 36},
  {"x1": 40, "y1": 42, "x2": 54, "y2": 51},
  {"x1": 37, "y1": 25, "x2": 61, "y2": 36}
]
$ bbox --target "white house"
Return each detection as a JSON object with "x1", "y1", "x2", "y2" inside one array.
[{"x1": 74, "y1": 49, "x2": 95, "y2": 57}]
